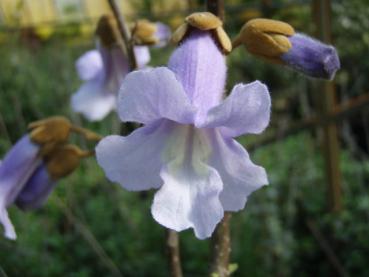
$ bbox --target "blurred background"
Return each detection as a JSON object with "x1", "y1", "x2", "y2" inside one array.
[{"x1": 0, "y1": 0, "x2": 368, "y2": 276}]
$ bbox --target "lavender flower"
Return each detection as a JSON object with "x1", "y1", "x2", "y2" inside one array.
[
  {"x1": 0, "y1": 135, "x2": 40, "y2": 239},
  {"x1": 71, "y1": 17, "x2": 171, "y2": 121},
  {"x1": 0, "y1": 117, "x2": 94, "y2": 239},
  {"x1": 281, "y1": 33, "x2": 340, "y2": 80},
  {"x1": 96, "y1": 29, "x2": 271, "y2": 239}
]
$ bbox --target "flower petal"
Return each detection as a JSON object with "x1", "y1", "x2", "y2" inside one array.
[
  {"x1": 118, "y1": 67, "x2": 195, "y2": 124},
  {"x1": 134, "y1": 46, "x2": 151, "y2": 68},
  {"x1": 154, "y1": 23, "x2": 171, "y2": 48},
  {"x1": 75, "y1": 50, "x2": 103, "y2": 81},
  {"x1": 15, "y1": 164, "x2": 56, "y2": 211},
  {"x1": 0, "y1": 135, "x2": 40, "y2": 239},
  {"x1": 198, "y1": 81, "x2": 271, "y2": 137},
  {"x1": 151, "y1": 126, "x2": 224, "y2": 239},
  {"x1": 168, "y1": 30, "x2": 226, "y2": 121},
  {"x1": 208, "y1": 130, "x2": 268, "y2": 211},
  {"x1": 96, "y1": 120, "x2": 175, "y2": 191},
  {"x1": 71, "y1": 79, "x2": 116, "y2": 121}
]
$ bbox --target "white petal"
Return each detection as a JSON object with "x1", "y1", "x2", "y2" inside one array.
[
  {"x1": 71, "y1": 78, "x2": 116, "y2": 121},
  {"x1": 75, "y1": 50, "x2": 103, "y2": 81},
  {"x1": 96, "y1": 120, "x2": 175, "y2": 191},
  {"x1": 198, "y1": 81, "x2": 271, "y2": 137},
  {"x1": 151, "y1": 126, "x2": 224, "y2": 239},
  {"x1": 209, "y1": 129, "x2": 268, "y2": 211},
  {"x1": 134, "y1": 46, "x2": 151, "y2": 68}
]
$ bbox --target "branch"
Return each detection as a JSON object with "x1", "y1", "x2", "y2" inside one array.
[
  {"x1": 210, "y1": 212, "x2": 232, "y2": 277},
  {"x1": 166, "y1": 229, "x2": 183, "y2": 277},
  {"x1": 107, "y1": 0, "x2": 137, "y2": 70}
]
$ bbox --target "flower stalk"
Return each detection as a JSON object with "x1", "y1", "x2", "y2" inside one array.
[
  {"x1": 211, "y1": 212, "x2": 232, "y2": 277},
  {"x1": 107, "y1": 0, "x2": 137, "y2": 70},
  {"x1": 166, "y1": 229, "x2": 183, "y2": 277}
]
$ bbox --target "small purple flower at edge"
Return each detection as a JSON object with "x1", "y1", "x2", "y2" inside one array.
[
  {"x1": 96, "y1": 29, "x2": 271, "y2": 239},
  {"x1": 0, "y1": 136, "x2": 42, "y2": 240}
]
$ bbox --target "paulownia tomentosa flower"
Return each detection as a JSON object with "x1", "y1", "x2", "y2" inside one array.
[
  {"x1": 71, "y1": 16, "x2": 171, "y2": 121},
  {"x1": 0, "y1": 117, "x2": 98, "y2": 240},
  {"x1": 96, "y1": 13, "x2": 271, "y2": 239}
]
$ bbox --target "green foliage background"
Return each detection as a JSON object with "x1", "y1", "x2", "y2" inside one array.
[{"x1": 0, "y1": 0, "x2": 369, "y2": 276}]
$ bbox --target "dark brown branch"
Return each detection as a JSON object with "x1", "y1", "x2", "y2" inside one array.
[
  {"x1": 211, "y1": 212, "x2": 232, "y2": 277},
  {"x1": 107, "y1": 0, "x2": 137, "y2": 70},
  {"x1": 166, "y1": 229, "x2": 183, "y2": 277}
]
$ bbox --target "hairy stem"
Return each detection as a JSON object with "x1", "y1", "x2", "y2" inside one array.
[
  {"x1": 211, "y1": 212, "x2": 232, "y2": 277},
  {"x1": 166, "y1": 229, "x2": 183, "y2": 277}
]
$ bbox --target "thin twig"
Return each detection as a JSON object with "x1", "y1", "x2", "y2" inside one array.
[
  {"x1": 166, "y1": 229, "x2": 183, "y2": 277},
  {"x1": 108, "y1": 0, "x2": 137, "y2": 70},
  {"x1": 210, "y1": 212, "x2": 232, "y2": 277},
  {"x1": 206, "y1": 0, "x2": 225, "y2": 21},
  {"x1": 306, "y1": 219, "x2": 348, "y2": 277},
  {"x1": 0, "y1": 265, "x2": 8, "y2": 277},
  {"x1": 54, "y1": 197, "x2": 123, "y2": 277}
]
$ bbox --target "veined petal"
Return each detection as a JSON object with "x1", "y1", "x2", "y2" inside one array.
[
  {"x1": 151, "y1": 125, "x2": 224, "y2": 239},
  {"x1": 209, "y1": 130, "x2": 268, "y2": 211},
  {"x1": 168, "y1": 30, "x2": 226, "y2": 122},
  {"x1": 71, "y1": 79, "x2": 116, "y2": 121},
  {"x1": 75, "y1": 50, "x2": 103, "y2": 81},
  {"x1": 198, "y1": 81, "x2": 271, "y2": 137},
  {"x1": 15, "y1": 164, "x2": 56, "y2": 211},
  {"x1": 134, "y1": 46, "x2": 151, "y2": 68},
  {"x1": 0, "y1": 135, "x2": 40, "y2": 239},
  {"x1": 118, "y1": 67, "x2": 195, "y2": 124},
  {"x1": 96, "y1": 120, "x2": 175, "y2": 191}
]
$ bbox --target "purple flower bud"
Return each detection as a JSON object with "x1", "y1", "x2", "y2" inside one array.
[{"x1": 281, "y1": 33, "x2": 340, "y2": 80}]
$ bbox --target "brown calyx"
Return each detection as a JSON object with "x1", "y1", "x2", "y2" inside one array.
[{"x1": 171, "y1": 12, "x2": 232, "y2": 54}]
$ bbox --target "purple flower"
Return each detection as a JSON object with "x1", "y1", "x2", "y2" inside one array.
[
  {"x1": 96, "y1": 30, "x2": 271, "y2": 239},
  {"x1": 0, "y1": 135, "x2": 40, "y2": 239},
  {"x1": 71, "y1": 19, "x2": 171, "y2": 122},
  {"x1": 71, "y1": 44, "x2": 142, "y2": 121},
  {"x1": 281, "y1": 33, "x2": 340, "y2": 80}
]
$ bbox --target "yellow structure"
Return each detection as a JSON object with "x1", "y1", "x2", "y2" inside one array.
[
  {"x1": 0, "y1": 0, "x2": 133, "y2": 27},
  {"x1": 0, "y1": 0, "x2": 188, "y2": 35}
]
